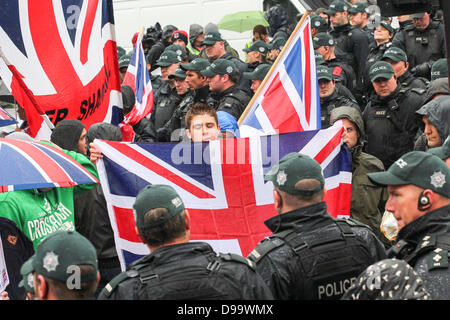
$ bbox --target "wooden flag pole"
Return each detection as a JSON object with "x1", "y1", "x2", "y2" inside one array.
[{"x1": 237, "y1": 11, "x2": 311, "y2": 126}]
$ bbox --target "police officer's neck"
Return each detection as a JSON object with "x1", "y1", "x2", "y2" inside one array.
[{"x1": 148, "y1": 236, "x2": 190, "y2": 252}]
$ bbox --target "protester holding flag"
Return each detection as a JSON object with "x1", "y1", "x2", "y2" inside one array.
[
  {"x1": 247, "y1": 152, "x2": 387, "y2": 300},
  {"x1": 98, "y1": 184, "x2": 273, "y2": 300}
]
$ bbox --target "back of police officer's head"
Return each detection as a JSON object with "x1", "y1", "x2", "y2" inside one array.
[
  {"x1": 32, "y1": 231, "x2": 99, "y2": 300},
  {"x1": 133, "y1": 184, "x2": 189, "y2": 249},
  {"x1": 265, "y1": 153, "x2": 325, "y2": 212}
]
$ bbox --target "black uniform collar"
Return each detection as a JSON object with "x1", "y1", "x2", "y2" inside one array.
[
  {"x1": 131, "y1": 242, "x2": 213, "y2": 267},
  {"x1": 371, "y1": 82, "x2": 402, "y2": 103},
  {"x1": 217, "y1": 84, "x2": 238, "y2": 99},
  {"x1": 398, "y1": 70, "x2": 413, "y2": 84},
  {"x1": 264, "y1": 202, "x2": 334, "y2": 234},
  {"x1": 396, "y1": 204, "x2": 450, "y2": 245},
  {"x1": 332, "y1": 23, "x2": 353, "y2": 33}
]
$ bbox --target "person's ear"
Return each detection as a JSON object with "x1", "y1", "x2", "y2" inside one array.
[
  {"x1": 35, "y1": 274, "x2": 48, "y2": 300},
  {"x1": 186, "y1": 128, "x2": 192, "y2": 140}
]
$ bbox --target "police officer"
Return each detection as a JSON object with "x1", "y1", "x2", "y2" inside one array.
[
  {"x1": 348, "y1": 2, "x2": 376, "y2": 48},
  {"x1": 201, "y1": 31, "x2": 251, "y2": 95},
  {"x1": 247, "y1": 153, "x2": 387, "y2": 300},
  {"x1": 243, "y1": 63, "x2": 271, "y2": 94},
  {"x1": 313, "y1": 32, "x2": 357, "y2": 94},
  {"x1": 267, "y1": 37, "x2": 286, "y2": 64},
  {"x1": 367, "y1": 151, "x2": 450, "y2": 300},
  {"x1": 392, "y1": 12, "x2": 445, "y2": 79},
  {"x1": 201, "y1": 59, "x2": 251, "y2": 120},
  {"x1": 149, "y1": 50, "x2": 184, "y2": 134},
  {"x1": 430, "y1": 58, "x2": 448, "y2": 82},
  {"x1": 382, "y1": 47, "x2": 429, "y2": 90},
  {"x1": 363, "y1": 61, "x2": 424, "y2": 169},
  {"x1": 309, "y1": 14, "x2": 329, "y2": 37},
  {"x1": 98, "y1": 184, "x2": 273, "y2": 300},
  {"x1": 242, "y1": 40, "x2": 270, "y2": 73},
  {"x1": 317, "y1": 65, "x2": 360, "y2": 129},
  {"x1": 325, "y1": 0, "x2": 370, "y2": 96}
]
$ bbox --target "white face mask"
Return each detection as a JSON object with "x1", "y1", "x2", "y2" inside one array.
[{"x1": 380, "y1": 210, "x2": 398, "y2": 241}]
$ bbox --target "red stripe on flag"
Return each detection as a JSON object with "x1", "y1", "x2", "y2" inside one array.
[
  {"x1": 111, "y1": 143, "x2": 216, "y2": 199},
  {"x1": 261, "y1": 73, "x2": 303, "y2": 134},
  {"x1": 324, "y1": 183, "x2": 352, "y2": 218},
  {"x1": 5, "y1": 140, "x2": 75, "y2": 187},
  {"x1": 80, "y1": 0, "x2": 99, "y2": 64},
  {"x1": 303, "y1": 24, "x2": 312, "y2": 125},
  {"x1": 313, "y1": 127, "x2": 344, "y2": 164},
  {"x1": 113, "y1": 206, "x2": 141, "y2": 243}
]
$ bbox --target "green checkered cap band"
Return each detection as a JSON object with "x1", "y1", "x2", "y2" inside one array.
[
  {"x1": 325, "y1": 0, "x2": 349, "y2": 14},
  {"x1": 200, "y1": 59, "x2": 237, "y2": 77},
  {"x1": 156, "y1": 50, "x2": 182, "y2": 67},
  {"x1": 243, "y1": 40, "x2": 270, "y2": 54},
  {"x1": 348, "y1": 2, "x2": 369, "y2": 14},
  {"x1": 33, "y1": 231, "x2": 98, "y2": 283},
  {"x1": 367, "y1": 151, "x2": 450, "y2": 198},
  {"x1": 313, "y1": 33, "x2": 335, "y2": 49},
  {"x1": 369, "y1": 61, "x2": 394, "y2": 82},
  {"x1": 431, "y1": 58, "x2": 448, "y2": 81},
  {"x1": 382, "y1": 47, "x2": 407, "y2": 62},
  {"x1": 264, "y1": 153, "x2": 325, "y2": 196},
  {"x1": 180, "y1": 58, "x2": 211, "y2": 71},
  {"x1": 133, "y1": 184, "x2": 185, "y2": 229}
]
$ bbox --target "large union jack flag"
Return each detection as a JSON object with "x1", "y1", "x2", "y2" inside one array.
[
  {"x1": 120, "y1": 30, "x2": 154, "y2": 142},
  {"x1": 239, "y1": 15, "x2": 320, "y2": 137},
  {"x1": 95, "y1": 121, "x2": 351, "y2": 270},
  {"x1": 0, "y1": 0, "x2": 122, "y2": 139}
]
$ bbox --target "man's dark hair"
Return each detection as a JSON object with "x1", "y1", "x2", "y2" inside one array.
[
  {"x1": 253, "y1": 24, "x2": 268, "y2": 35},
  {"x1": 185, "y1": 102, "x2": 218, "y2": 129},
  {"x1": 278, "y1": 179, "x2": 324, "y2": 207},
  {"x1": 138, "y1": 207, "x2": 186, "y2": 247},
  {"x1": 38, "y1": 265, "x2": 98, "y2": 300}
]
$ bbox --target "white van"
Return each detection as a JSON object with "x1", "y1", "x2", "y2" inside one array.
[{"x1": 112, "y1": 0, "x2": 311, "y2": 60}]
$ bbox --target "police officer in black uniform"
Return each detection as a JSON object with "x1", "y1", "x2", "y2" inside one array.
[
  {"x1": 98, "y1": 184, "x2": 273, "y2": 300},
  {"x1": 363, "y1": 61, "x2": 424, "y2": 169},
  {"x1": 392, "y1": 12, "x2": 445, "y2": 79},
  {"x1": 367, "y1": 151, "x2": 450, "y2": 300},
  {"x1": 317, "y1": 65, "x2": 360, "y2": 129},
  {"x1": 382, "y1": 47, "x2": 429, "y2": 90},
  {"x1": 201, "y1": 59, "x2": 251, "y2": 120},
  {"x1": 247, "y1": 153, "x2": 387, "y2": 300}
]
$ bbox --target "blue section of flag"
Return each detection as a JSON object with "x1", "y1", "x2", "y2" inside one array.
[{"x1": 284, "y1": 37, "x2": 303, "y2": 98}]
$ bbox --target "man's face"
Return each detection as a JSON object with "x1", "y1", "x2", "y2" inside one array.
[
  {"x1": 250, "y1": 79, "x2": 262, "y2": 93},
  {"x1": 78, "y1": 128, "x2": 87, "y2": 156},
  {"x1": 386, "y1": 184, "x2": 425, "y2": 231},
  {"x1": 207, "y1": 74, "x2": 225, "y2": 93},
  {"x1": 319, "y1": 12, "x2": 329, "y2": 24},
  {"x1": 318, "y1": 79, "x2": 335, "y2": 98},
  {"x1": 161, "y1": 63, "x2": 180, "y2": 81},
  {"x1": 350, "y1": 12, "x2": 365, "y2": 27},
  {"x1": 186, "y1": 114, "x2": 220, "y2": 142},
  {"x1": 119, "y1": 67, "x2": 127, "y2": 83},
  {"x1": 412, "y1": 13, "x2": 430, "y2": 31},
  {"x1": 194, "y1": 33, "x2": 205, "y2": 48},
  {"x1": 385, "y1": 59, "x2": 408, "y2": 78},
  {"x1": 205, "y1": 41, "x2": 224, "y2": 60},
  {"x1": 185, "y1": 70, "x2": 205, "y2": 89},
  {"x1": 174, "y1": 78, "x2": 189, "y2": 95},
  {"x1": 422, "y1": 115, "x2": 442, "y2": 148},
  {"x1": 372, "y1": 75, "x2": 397, "y2": 97},
  {"x1": 247, "y1": 51, "x2": 260, "y2": 64},
  {"x1": 374, "y1": 26, "x2": 391, "y2": 43},
  {"x1": 330, "y1": 11, "x2": 348, "y2": 27},
  {"x1": 172, "y1": 39, "x2": 186, "y2": 48},
  {"x1": 341, "y1": 118, "x2": 359, "y2": 148},
  {"x1": 315, "y1": 46, "x2": 327, "y2": 58}
]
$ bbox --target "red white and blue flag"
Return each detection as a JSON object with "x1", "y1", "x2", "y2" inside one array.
[
  {"x1": 120, "y1": 31, "x2": 154, "y2": 141},
  {"x1": 239, "y1": 16, "x2": 320, "y2": 137},
  {"x1": 0, "y1": 106, "x2": 17, "y2": 127},
  {"x1": 0, "y1": 138, "x2": 99, "y2": 193},
  {"x1": 95, "y1": 121, "x2": 351, "y2": 270},
  {"x1": 0, "y1": 0, "x2": 122, "y2": 140}
]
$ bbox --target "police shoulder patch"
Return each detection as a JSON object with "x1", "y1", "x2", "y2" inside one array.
[{"x1": 426, "y1": 248, "x2": 449, "y2": 271}]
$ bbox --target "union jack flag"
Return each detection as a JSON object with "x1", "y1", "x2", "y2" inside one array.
[
  {"x1": 120, "y1": 30, "x2": 154, "y2": 141},
  {"x1": 0, "y1": 106, "x2": 17, "y2": 127},
  {"x1": 0, "y1": 0, "x2": 122, "y2": 140},
  {"x1": 95, "y1": 121, "x2": 351, "y2": 270},
  {"x1": 239, "y1": 15, "x2": 320, "y2": 137}
]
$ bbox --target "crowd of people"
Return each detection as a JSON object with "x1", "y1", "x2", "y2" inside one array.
[{"x1": 0, "y1": 0, "x2": 449, "y2": 301}]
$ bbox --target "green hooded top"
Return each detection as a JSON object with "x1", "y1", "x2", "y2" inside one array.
[
  {"x1": 0, "y1": 143, "x2": 99, "y2": 249},
  {"x1": 330, "y1": 106, "x2": 391, "y2": 247}
]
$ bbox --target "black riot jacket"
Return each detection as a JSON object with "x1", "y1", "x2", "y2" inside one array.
[
  {"x1": 387, "y1": 205, "x2": 450, "y2": 300},
  {"x1": 98, "y1": 242, "x2": 273, "y2": 300},
  {"x1": 248, "y1": 202, "x2": 387, "y2": 300}
]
